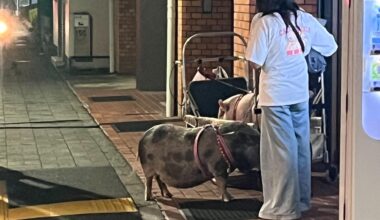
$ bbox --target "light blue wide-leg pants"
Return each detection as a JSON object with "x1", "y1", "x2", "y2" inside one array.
[{"x1": 258, "y1": 101, "x2": 311, "y2": 220}]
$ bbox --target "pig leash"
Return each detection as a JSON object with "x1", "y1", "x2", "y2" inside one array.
[{"x1": 194, "y1": 124, "x2": 237, "y2": 177}]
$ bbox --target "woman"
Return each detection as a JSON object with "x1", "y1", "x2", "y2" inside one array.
[{"x1": 245, "y1": 0, "x2": 337, "y2": 219}]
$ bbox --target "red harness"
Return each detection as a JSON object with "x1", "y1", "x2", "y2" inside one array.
[{"x1": 193, "y1": 124, "x2": 236, "y2": 177}]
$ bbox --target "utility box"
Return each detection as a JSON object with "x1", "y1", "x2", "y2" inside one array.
[{"x1": 73, "y1": 13, "x2": 92, "y2": 57}]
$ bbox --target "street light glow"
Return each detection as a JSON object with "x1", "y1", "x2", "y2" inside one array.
[
  {"x1": 0, "y1": 21, "x2": 8, "y2": 34},
  {"x1": 0, "y1": 9, "x2": 26, "y2": 46}
]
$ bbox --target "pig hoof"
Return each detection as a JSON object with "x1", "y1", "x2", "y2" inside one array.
[
  {"x1": 222, "y1": 194, "x2": 232, "y2": 202},
  {"x1": 145, "y1": 195, "x2": 154, "y2": 201},
  {"x1": 210, "y1": 178, "x2": 217, "y2": 185},
  {"x1": 223, "y1": 197, "x2": 230, "y2": 202},
  {"x1": 164, "y1": 192, "x2": 173, "y2": 198}
]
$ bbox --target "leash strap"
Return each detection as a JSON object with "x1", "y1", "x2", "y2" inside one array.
[
  {"x1": 194, "y1": 125, "x2": 213, "y2": 177},
  {"x1": 253, "y1": 68, "x2": 261, "y2": 115},
  {"x1": 194, "y1": 124, "x2": 236, "y2": 176},
  {"x1": 253, "y1": 67, "x2": 261, "y2": 132},
  {"x1": 213, "y1": 126, "x2": 236, "y2": 172}
]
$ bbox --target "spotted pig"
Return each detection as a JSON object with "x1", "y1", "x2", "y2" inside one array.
[{"x1": 138, "y1": 122, "x2": 260, "y2": 202}]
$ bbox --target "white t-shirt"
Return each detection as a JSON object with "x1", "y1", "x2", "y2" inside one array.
[{"x1": 245, "y1": 10, "x2": 338, "y2": 106}]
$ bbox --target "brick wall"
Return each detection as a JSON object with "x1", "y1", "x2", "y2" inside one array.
[
  {"x1": 177, "y1": 0, "x2": 233, "y2": 102},
  {"x1": 233, "y1": 0, "x2": 318, "y2": 76},
  {"x1": 116, "y1": 0, "x2": 136, "y2": 74}
]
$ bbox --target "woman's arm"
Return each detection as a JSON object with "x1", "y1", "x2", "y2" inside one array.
[{"x1": 309, "y1": 14, "x2": 338, "y2": 57}]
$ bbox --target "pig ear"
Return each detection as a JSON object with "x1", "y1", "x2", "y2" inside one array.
[
  {"x1": 218, "y1": 99, "x2": 226, "y2": 110},
  {"x1": 219, "y1": 99, "x2": 230, "y2": 111}
]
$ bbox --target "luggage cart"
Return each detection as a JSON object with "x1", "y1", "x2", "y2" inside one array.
[
  {"x1": 179, "y1": 31, "x2": 337, "y2": 182},
  {"x1": 180, "y1": 32, "x2": 253, "y2": 127},
  {"x1": 308, "y1": 49, "x2": 338, "y2": 182}
]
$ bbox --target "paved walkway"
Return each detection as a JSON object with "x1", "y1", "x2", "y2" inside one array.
[
  {"x1": 64, "y1": 63, "x2": 339, "y2": 219},
  {"x1": 0, "y1": 36, "x2": 164, "y2": 219},
  {"x1": 0, "y1": 31, "x2": 339, "y2": 220}
]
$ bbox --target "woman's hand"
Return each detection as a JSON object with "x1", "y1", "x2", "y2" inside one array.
[{"x1": 249, "y1": 61, "x2": 261, "y2": 71}]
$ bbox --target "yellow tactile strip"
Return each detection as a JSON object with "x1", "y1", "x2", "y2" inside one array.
[
  {"x1": 0, "y1": 181, "x2": 137, "y2": 220},
  {"x1": 8, "y1": 198, "x2": 137, "y2": 220}
]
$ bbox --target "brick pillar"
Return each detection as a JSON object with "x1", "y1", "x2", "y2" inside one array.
[
  {"x1": 233, "y1": 0, "x2": 318, "y2": 77},
  {"x1": 233, "y1": 0, "x2": 255, "y2": 77},
  {"x1": 177, "y1": 0, "x2": 233, "y2": 105},
  {"x1": 116, "y1": 0, "x2": 136, "y2": 74}
]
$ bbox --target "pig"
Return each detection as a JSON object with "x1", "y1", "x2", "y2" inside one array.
[
  {"x1": 138, "y1": 121, "x2": 260, "y2": 202},
  {"x1": 218, "y1": 93, "x2": 261, "y2": 125},
  {"x1": 218, "y1": 91, "x2": 315, "y2": 123}
]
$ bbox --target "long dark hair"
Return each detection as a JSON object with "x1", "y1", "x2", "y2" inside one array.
[{"x1": 256, "y1": 0, "x2": 301, "y2": 30}]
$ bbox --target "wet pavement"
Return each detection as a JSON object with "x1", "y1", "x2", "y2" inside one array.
[
  {"x1": 63, "y1": 55, "x2": 339, "y2": 219},
  {"x1": 0, "y1": 29, "x2": 339, "y2": 219},
  {"x1": 65, "y1": 77, "x2": 340, "y2": 220},
  {"x1": 0, "y1": 35, "x2": 163, "y2": 219}
]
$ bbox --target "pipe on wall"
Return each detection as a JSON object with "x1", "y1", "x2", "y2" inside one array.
[
  {"x1": 60, "y1": 0, "x2": 65, "y2": 58},
  {"x1": 166, "y1": 0, "x2": 175, "y2": 117},
  {"x1": 109, "y1": 0, "x2": 115, "y2": 73},
  {"x1": 16, "y1": 0, "x2": 19, "y2": 16}
]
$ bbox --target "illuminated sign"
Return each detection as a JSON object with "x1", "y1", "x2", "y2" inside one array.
[{"x1": 363, "y1": 0, "x2": 380, "y2": 140}]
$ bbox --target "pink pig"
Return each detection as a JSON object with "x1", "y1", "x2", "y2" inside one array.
[{"x1": 217, "y1": 93, "x2": 260, "y2": 125}]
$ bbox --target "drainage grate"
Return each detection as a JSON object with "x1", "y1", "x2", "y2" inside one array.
[
  {"x1": 179, "y1": 199, "x2": 262, "y2": 220},
  {"x1": 90, "y1": 95, "x2": 135, "y2": 102},
  {"x1": 112, "y1": 119, "x2": 183, "y2": 133}
]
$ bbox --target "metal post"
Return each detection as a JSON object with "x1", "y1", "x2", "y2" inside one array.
[
  {"x1": 166, "y1": 0, "x2": 175, "y2": 117},
  {"x1": 16, "y1": 0, "x2": 19, "y2": 16},
  {"x1": 57, "y1": 0, "x2": 62, "y2": 57},
  {"x1": 60, "y1": 0, "x2": 65, "y2": 58},
  {"x1": 109, "y1": 0, "x2": 115, "y2": 73}
]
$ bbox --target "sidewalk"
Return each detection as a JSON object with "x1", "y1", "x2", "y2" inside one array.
[
  {"x1": 7, "y1": 18, "x2": 338, "y2": 220},
  {"x1": 63, "y1": 70, "x2": 339, "y2": 219},
  {"x1": 0, "y1": 36, "x2": 163, "y2": 219}
]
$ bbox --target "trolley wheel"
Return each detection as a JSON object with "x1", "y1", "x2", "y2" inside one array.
[
  {"x1": 257, "y1": 171, "x2": 263, "y2": 191},
  {"x1": 327, "y1": 165, "x2": 338, "y2": 182}
]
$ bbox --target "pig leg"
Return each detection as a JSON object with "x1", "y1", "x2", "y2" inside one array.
[
  {"x1": 145, "y1": 175, "x2": 154, "y2": 201},
  {"x1": 214, "y1": 176, "x2": 232, "y2": 202},
  {"x1": 155, "y1": 176, "x2": 173, "y2": 198}
]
